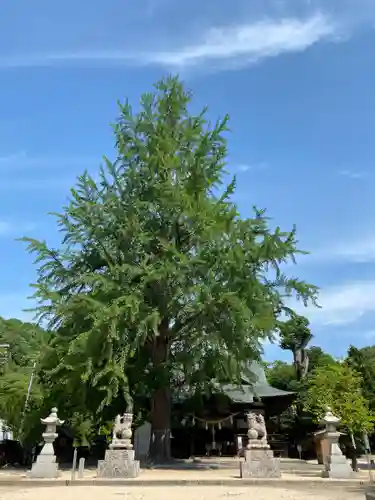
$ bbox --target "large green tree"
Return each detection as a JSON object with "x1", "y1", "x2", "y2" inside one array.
[
  {"x1": 23, "y1": 76, "x2": 317, "y2": 462},
  {"x1": 278, "y1": 314, "x2": 313, "y2": 381}
]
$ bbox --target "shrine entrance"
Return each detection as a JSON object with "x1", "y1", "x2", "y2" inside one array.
[{"x1": 170, "y1": 361, "x2": 295, "y2": 459}]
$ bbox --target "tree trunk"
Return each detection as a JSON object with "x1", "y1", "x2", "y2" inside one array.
[
  {"x1": 351, "y1": 455, "x2": 359, "y2": 472},
  {"x1": 149, "y1": 328, "x2": 172, "y2": 463},
  {"x1": 149, "y1": 385, "x2": 171, "y2": 463}
]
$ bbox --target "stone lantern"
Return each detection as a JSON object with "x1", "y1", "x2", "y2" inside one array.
[
  {"x1": 29, "y1": 407, "x2": 64, "y2": 478},
  {"x1": 320, "y1": 407, "x2": 352, "y2": 479}
]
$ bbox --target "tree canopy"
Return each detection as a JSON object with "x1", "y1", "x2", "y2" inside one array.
[
  {"x1": 347, "y1": 345, "x2": 375, "y2": 412},
  {"x1": 301, "y1": 362, "x2": 374, "y2": 434},
  {"x1": 22, "y1": 76, "x2": 318, "y2": 461},
  {"x1": 278, "y1": 314, "x2": 313, "y2": 381}
]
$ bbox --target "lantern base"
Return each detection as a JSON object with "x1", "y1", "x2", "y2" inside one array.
[
  {"x1": 321, "y1": 441, "x2": 353, "y2": 479},
  {"x1": 29, "y1": 453, "x2": 60, "y2": 479}
]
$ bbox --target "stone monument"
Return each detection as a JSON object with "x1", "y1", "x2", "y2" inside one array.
[
  {"x1": 78, "y1": 457, "x2": 85, "y2": 478},
  {"x1": 320, "y1": 407, "x2": 353, "y2": 479},
  {"x1": 29, "y1": 407, "x2": 64, "y2": 478},
  {"x1": 97, "y1": 410, "x2": 140, "y2": 478},
  {"x1": 134, "y1": 421, "x2": 151, "y2": 461},
  {"x1": 240, "y1": 411, "x2": 280, "y2": 478}
]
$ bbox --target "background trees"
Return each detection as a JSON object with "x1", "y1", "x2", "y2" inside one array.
[
  {"x1": 301, "y1": 362, "x2": 374, "y2": 434},
  {"x1": 347, "y1": 346, "x2": 375, "y2": 412},
  {"x1": 21, "y1": 76, "x2": 317, "y2": 462},
  {"x1": 278, "y1": 314, "x2": 313, "y2": 381},
  {"x1": 0, "y1": 317, "x2": 47, "y2": 444}
]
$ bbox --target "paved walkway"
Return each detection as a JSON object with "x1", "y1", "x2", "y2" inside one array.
[
  {"x1": 0, "y1": 484, "x2": 367, "y2": 500},
  {"x1": 0, "y1": 459, "x2": 371, "y2": 485}
]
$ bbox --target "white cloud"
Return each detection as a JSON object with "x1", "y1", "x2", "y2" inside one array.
[
  {"x1": 339, "y1": 169, "x2": 367, "y2": 179},
  {"x1": 0, "y1": 152, "x2": 97, "y2": 191},
  {"x1": 0, "y1": 179, "x2": 73, "y2": 191},
  {"x1": 0, "y1": 152, "x2": 94, "y2": 170},
  {"x1": 334, "y1": 238, "x2": 375, "y2": 263},
  {"x1": 0, "y1": 14, "x2": 337, "y2": 71},
  {"x1": 235, "y1": 162, "x2": 268, "y2": 173},
  {"x1": 292, "y1": 281, "x2": 375, "y2": 326},
  {"x1": 0, "y1": 220, "x2": 37, "y2": 236},
  {"x1": 147, "y1": 14, "x2": 337, "y2": 69},
  {"x1": 316, "y1": 235, "x2": 375, "y2": 263}
]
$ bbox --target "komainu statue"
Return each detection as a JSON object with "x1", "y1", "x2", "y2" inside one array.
[
  {"x1": 110, "y1": 413, "x2": 133, "y2": 449},
  {"x1": 246, "y1": 412, "x2": 270, "y2": 449}
]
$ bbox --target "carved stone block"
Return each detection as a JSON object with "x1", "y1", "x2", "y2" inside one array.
[
  {"x1": 240, "y1": 448, "x2": 281, "y2": 478},
  {"x1": 97, "y1": 449, "x2": 140, "y2": 479},
  {"x1": 365, "y1": 488, "x2": 375, "y2": 500}
]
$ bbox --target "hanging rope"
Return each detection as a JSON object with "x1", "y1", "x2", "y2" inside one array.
[{"x1": 190, "y1": 413, "x2": 240, "y2": 429}]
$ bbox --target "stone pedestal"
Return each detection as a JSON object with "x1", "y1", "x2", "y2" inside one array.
[
  {"x1": 29, "y1": 445, "x2": 60, "y2": 478},
  {"x1": 97, "y1": 412, "x2": 140, "y2": 479},
  {"x1": 320, "y1": 408, "x2": 353, "y2": 479},
  {"x1": 240, "y1": 448, "x2": 281, "y2": 478},
  {"x1": 240, "y1": 411, "x2": 281, "y2": 478},
  {"x1": 97, "y1": 449, "x2": 140, "y2": 478},
  {"x1": 29, "y1": 408, "x2": 64, "y2": 479},
  {"x1": 321, "y1": 440, "x2": 353, "y2": 478},
  {"x1": 365, "y1": 488, "x2": 375, "y2": 500}
]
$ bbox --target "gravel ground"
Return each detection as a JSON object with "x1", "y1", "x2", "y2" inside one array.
[{"x1": 0, "y1": 485, "x2": 366, "y2": 500}]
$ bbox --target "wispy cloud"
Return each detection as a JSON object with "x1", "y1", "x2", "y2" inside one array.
[
  {"x1": 0, "y1": 152, "x2": 95, "y2": 170},
  {"x1": 329, "y1": 236, "x2": 375, "y2": 263},
  {"x1": 0, "y1": 220, "x2": 37, "y2": 237},
  {"x1": 309, "y1": 234, "x2": 375, "y2": 264},
  {"x1": 0, "y1": 179, "x2": 73, "y2": 191},
  {"x1": 0, "y1": 152, "x2": 98, "y2": 191},
  {"x1": 339, "y1": 169, "x2": 367, "y2": 179},
  {"x1": 146, "y1": 14, "x2": 337, "y2": 69},
  {"x1": 0, "y1": 14, "x2": 337, "y2": 71},
  {"x1": 293, "y1": 281, "x2": 375, "y2": 326},
  {"x1": 234, "y1": 162, "x2": 268, "y2": 173}
]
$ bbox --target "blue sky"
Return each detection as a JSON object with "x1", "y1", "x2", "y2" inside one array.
[{"x1": 1, "y1": 0, "x2": 375, "y2": 362}]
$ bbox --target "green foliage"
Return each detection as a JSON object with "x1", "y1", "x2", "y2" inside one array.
[
  {"x1": 0, "y1": 317, "x2": 47, "y2": 443},
  {"x1": 278, "y1": 314, "x2": 313, "y2": 380},
  {"x1": 278, "y1": 314, "x2": 312, "y2": 354},
  {"x1": 265, "y1": 360, "x2": 299, "y2": 392},
  {"x1": 305, "y1": 346, "x2": 336, "y2": 372},
  {"x1": 0, "y1": 317, "x2": 49, "y2": 367},
  {"x1": 347, "y1": 345, "x2": 375, "y2": 411},
  {"x1": 22, "y1": 76, "x2": 318, "y2": 459},
  {"x1": 301, "y1": 362, "x2": 374, "y2": 434}
]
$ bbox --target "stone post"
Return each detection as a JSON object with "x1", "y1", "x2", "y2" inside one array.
[
  {"x1": 78, "y1": 457, "x2": 85, "y2": 478},
  {"x1": 29, "y1": 408, "x2": 64, "y2": 478},
  {"x1": 320, "y1": 407, "x2": 353, "y2": 479},
  {"x1": 97, "y1": 411, "x2": 140, "y2": 478}
]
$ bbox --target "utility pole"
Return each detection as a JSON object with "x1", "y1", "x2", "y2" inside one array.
[{"x1": 19, "y1": 361, "x2": 37, "y2": 438}]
